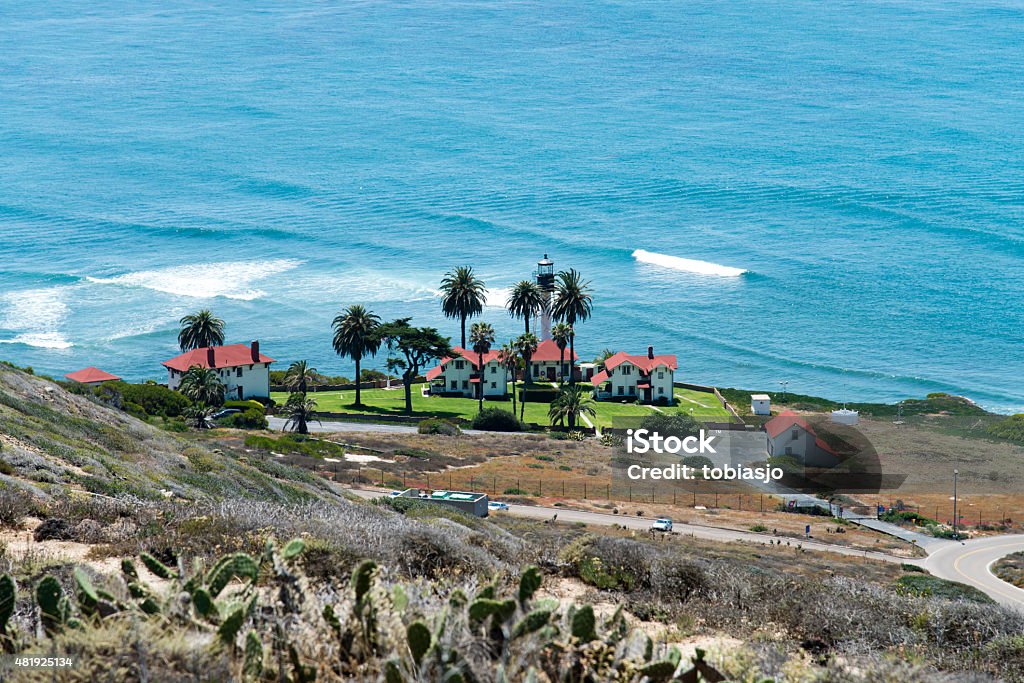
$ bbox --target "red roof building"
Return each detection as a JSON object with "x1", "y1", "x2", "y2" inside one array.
[
  {"x1": 64, "y1": 367, "x2": 121, "y2": 385},
  {"x1": 590, "y1": 346, "x2": 677, "y2": 404},
  {"x1": 425, "y1": 346, "x2": 508, "y2": 398},
  {"x1": 764, "y1": 410, "x2": 838, "y2": 466},
  {"x1": 163, "y1": 341, "x2": 274, "y2": 401}
]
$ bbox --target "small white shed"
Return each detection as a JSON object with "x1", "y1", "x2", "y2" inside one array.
[
  {"x1": 751, "y1": 394, "x2": 771, "y2": 416},
  {"x1": 831, "y1": 409, "x2": 860, "y2": 425}
]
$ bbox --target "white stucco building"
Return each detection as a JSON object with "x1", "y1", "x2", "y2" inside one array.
[
  {"x1": 751, "y1": 394, "x2": 771, "y2": 415},
  {"x1": 590, "y1": 347, "x2": 677, "y2": 404},
  {"x1": 528, "y1": 338, "x2": 578, "y2": 383},
  {"x1": 425, "y1": 347, "x2": 508, "y2": 398},
  {"x1": 163, "y1": 341, "x2": 274, "y2": 400}
]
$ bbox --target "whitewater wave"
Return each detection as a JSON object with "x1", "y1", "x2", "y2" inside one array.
[
  {"x1": 86, "y1": 259, "x2": 302, "y2": 300},
  {"x1": 632, "y1": 249, "x2": 747, "y2": 277},
  {"x1": 485, "y1": 286, "x2": 511, "y2": 308},
  {"x1": 0, "y1": 288, "x2": 73, "y2": 349}
]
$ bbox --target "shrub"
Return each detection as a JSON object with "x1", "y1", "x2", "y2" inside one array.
[
  {"x1": 638, "y1": 412, "x2": 702, "y2": 438},
  {"x1": 103, "y1": 381, "x2": 192, "y2": 418},
  {"x1": 503, "y1": 488, "x2": 529, "y2": 495},
  {"x1": 418, "y1": 418, "x2": 461, "y2": 436},
  {"x1": 988, "y1": 414, "x2": 1024, "y2": 444},
  {"x1": 518, "y1": 386, "x2": 559, "y2": 403},
  {"x1": 895, "y1": 575, "x2": 994, "y2": 604},
  {"x1": 219, "y1": 408, "x2": 268, "y2": 430},
  {"x1": 471, "y1": 408, "x2": 522, "y2": 432},
  {"x1": 223, "y1": 400, "x2": 266, "y2": 414}
]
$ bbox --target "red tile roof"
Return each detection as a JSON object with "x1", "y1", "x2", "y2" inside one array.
[
  {"x1": 590, "y1": 369, "x2": 610, "y2": 386},
  {"x1": 162, "y1": 344, "x2": 275, "y2": 372},
  {"x1": 530, "y1": 338, "x2": 578, "y2": 363},
  {"x1": 603, "y1": 350, "x2": 677, "y2": 373},
  {"x1": 764, "y1": 411, "x2": 837, "y2": 456},
  {"x1": 425, "y1": 346, "x2": 503, "y2": 380},
  {"x1": 65, "y1": 367, "x2": 121, "y2": 384}
]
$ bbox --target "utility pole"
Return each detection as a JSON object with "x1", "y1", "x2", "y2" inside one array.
[{"x1": 952, "y1": 469, "x2": 959, "y2": 541}]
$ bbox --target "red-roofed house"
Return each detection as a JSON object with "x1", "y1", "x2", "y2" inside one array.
[
  {"x1": 426, "y1": 347, "x2": 509, "y2": 399},
  {"x1": 163, "y1": 341, "x2": 274, "y2": 400},
  {"x1": 590, "y1": 346, "x2": 677, "y2": 404},
  {"x1": 528, "y1": 338, "x2": 578, "y2": 383},
  {"x1": 764, "y1": 411, "x2": 839, "y2": 467},
  {"x1": 65, "y1": 367, "x2": 121, "y2": 386}
]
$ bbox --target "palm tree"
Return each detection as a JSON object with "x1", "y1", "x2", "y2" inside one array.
[
  {"x1": 548, "y1": 385, "x2": 596, "y2": 430},
  {"x1": 513, "y1": 332, "x2": 539, "y2": 421},
  {"x1": 178, "y1": 366, "x2": 225, "y2": 408},
  {"x1": 497, "y1": 342, "x2": 520, "y2": 418},
  {"x1": 469, "y1": 322, "x2": 496, "y2": 412},
  {"x1": 184, "y1": 404, "x2": 215, "y2": 429},
  {"x1": 177, "y1": 310, "x2": 225, "y2": 351},
  {"x1": 551, "y1": 269, "x2": 593, "y2": 384},
  {"x1": 284, "y1": 359, "x2": 319, "y2": 394},
  {"x1": 332, "y1": 305, "x2": 382, "y2": 407},
  {"x1": 282, "y1": 392, "x2": 319, "y2": 435},
  {"x1": 551, "y1": 323, "x2": 573, "y2": 386},
  {"x1": 506, "y1": 280, "x2": 545, "y2": 335},
  {"x1": 440, "y1": 266, "x2": 487, "y2": 348}
]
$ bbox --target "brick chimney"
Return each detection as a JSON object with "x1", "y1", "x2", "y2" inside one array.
[
  {"x1": 207, "y1": 347, "x2": 216, "y2": 367},
  {"x1": 250, "y1": 340, "x2": 260, "y2": 362},
  {"x1": 647, "y1": 345, "x2": 654, "y2": 359}
]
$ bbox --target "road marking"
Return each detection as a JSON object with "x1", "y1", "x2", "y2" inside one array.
[{"x1": 951, "y1": 540, "x2": 1024, "y2": 604}]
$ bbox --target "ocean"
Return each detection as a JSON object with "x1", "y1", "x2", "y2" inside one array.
[{"x1": 1, "y1": 0, "x2": 1023, "y2": 412}]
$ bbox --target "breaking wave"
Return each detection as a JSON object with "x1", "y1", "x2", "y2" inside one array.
[
  {"x1": 86, "y1": 259, "x2": 302, "y2": 300},
  {"x1": 0, "y1": 287, "x2": 74, "y2": 349},
  {"x1": 632, "y1": 249, "x2": 747, "y2": 277}
]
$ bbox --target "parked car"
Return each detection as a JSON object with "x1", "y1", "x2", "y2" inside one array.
[
  {"x1": 487, "y1": 501, "x2": 510, "y2": 511},
  {"x1": 651, "y1": 517, "x2": 673, "y2": 532},
  {"x1": 389, "y1": 490, "x2": 403, "y2": 498},
  {"x1": 210, "y1": 408, "x2": 241, "y2": 420}
]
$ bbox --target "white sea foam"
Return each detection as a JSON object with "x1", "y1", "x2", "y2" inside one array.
[
  {"x1": 485, "y1": 286, "x2": 511, "y2": 308},
  {"x1": 632, "y1": 249, "x2": 747, "y2": 277},
  {"x1": 87, "y1": 259, "x2": 302, "y2": 300},
  {"x1": 0, "y1": 288, "x2": 74, "y2": 349}
]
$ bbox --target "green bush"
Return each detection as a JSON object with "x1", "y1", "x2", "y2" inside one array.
[
  {"x1": 418, "y1": 418, "x2": 461, "y2": 436},
  {"x1": 104, "y1": 381, "x2": 192, "y2": 418},
  {"x1": 224, "y1": 400, "x2": 266, "y2": 414},
  {"x1": 518, "y1": 386, "x2": 559, "y2": 403},
  {"x1": 471, "y1": 408, "x2": 522, "y2": 432},
  {"x1": 988, "y1": 414, "x2": 1024, "y2": 444},
  {"x1": 638, "y1": 412, "x2": 702, "y2": 438},
  {"x1": 895, "y1": 574, "x2": 994, "y2": 604},
  {"x1": 219, "y1": 408, "x2": 268, "y2": 430}
]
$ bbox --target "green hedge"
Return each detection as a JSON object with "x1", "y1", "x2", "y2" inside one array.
[{"x1": 518, "y1": 387, "x2": 559, "y2": 403}]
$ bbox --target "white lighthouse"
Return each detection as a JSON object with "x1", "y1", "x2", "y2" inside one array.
[{"x1": 533, "y1": 254, "x2": 555, "y2": 340}]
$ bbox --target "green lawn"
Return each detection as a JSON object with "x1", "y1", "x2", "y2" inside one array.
[{"x1": 273, "y1": 383, "x2": 730, "y2": 428}]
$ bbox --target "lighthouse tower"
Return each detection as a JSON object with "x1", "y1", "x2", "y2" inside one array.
[{"x1": 533, "y1": 254, "x2": 555, "y2": 340}]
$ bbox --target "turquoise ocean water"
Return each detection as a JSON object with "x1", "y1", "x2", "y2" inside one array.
[{"x1": 1, "y1": 1, "x2": 1022, "y2": 411}]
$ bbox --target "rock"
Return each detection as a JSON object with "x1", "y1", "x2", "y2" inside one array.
[{"x1": 34, "y1": 518, "x2": 75, "y2": 541}]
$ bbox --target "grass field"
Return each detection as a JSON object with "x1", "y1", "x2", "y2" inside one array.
[{"x1": 272, "y1": 383, "x2": 730, "y2": 428}]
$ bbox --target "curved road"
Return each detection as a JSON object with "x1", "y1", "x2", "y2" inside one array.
[
  {"x1": 346, "y1": 486, "x2": 1024, "y2": 606},
  {"x1": 924, "y1": 535, "x2": 1024, "y2": 607}
]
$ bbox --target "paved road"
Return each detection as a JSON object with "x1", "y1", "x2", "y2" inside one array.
[
  {"x1": 347, "y1": 486, "x2": 1024, "y2": 607},
  {"x1": 346, "y1": 487, "x2": 910, "y2": 565},
  {"x1": 924, "y1": 534, "x2": 1024, "y2": 607},
  {"x1": 268, "y1": 416, "x2": 483, "y2": 435}
]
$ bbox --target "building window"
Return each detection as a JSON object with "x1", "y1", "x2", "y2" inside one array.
[
  {"x1": 658, "y1": 387, "x2": 664, "y2": 395},
  {"x1": 462, "y1": 380, "x2": 469, "y2": 390},
  {"x1": 236, "y1": 367, "x2": 243, "y2": 378},
  {"x1": 491, "y1": 366, "x2": 497, "y2": 374},
  {"x1": 455, "y1": 360, "x2": 465, "y2": 370},
  {"x1": 791, "y1": 429, "x2": 799, "y2": 440},
  {"x1": 622, "y1": 365, "x2": 632, "y2": 375},
  {"x1": 450, "y1": 381, "x2": 456, "y2": 390},
  {"x1": 532, "y1": 365, "x2": 539, "y2": 377},
  {"x1": 490, "y1": 382, "x2": 496, "y2": 389},
  {"x1": 785, "y1": 446, "x2": 793, "y2": 456},
  {"x1": 657, "y1": 371, "x2": 664, "y2": 379},
  {"x1": 617, "y1": 386, "x2": 624, "y2": 396}
]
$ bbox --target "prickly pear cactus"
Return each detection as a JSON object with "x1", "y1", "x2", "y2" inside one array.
[
  {"x1": 242, "y1": 630, "x2": 263, "y2": 678},
  {"x1": 36, "y1": 575, "x2": 68, "y2": 634},
  {"x1": 140, "y1": 552, "x2": 177, "y2": 580},
  {"x1": 518, "y1": 566, "x2": 542, "y2": 606},
  {"x1": 206, "y1": 552, "x2": 259, "y2": 598},
  {"x1": 406, "y1": 620, "x2": 432, "y2": 665},
  {"x1": 351, "y1": 559, "x2": 377, "y2": 605},
  {"x1": 0, "y1": 574, "x2": 16, "y2": 635},
  {"x1": 571, "y1": 604, "x2": 596, "y2": 642}
]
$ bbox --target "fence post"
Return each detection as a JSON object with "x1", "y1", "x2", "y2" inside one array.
[
  {"x1": 629, "y1": 486, "x2": 632, "y2": 502},
  {"x1": 584, "y1": 482, "x2": 587, "y2": 499},
  {"x1": 380, "y1": 469, "x2": 384, "y2": 486},
  {"x1": 539, "y1": 480, "x2": 542, "y2": 496}
]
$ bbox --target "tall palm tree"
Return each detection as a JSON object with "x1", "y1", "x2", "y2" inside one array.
[
  {"x1": 178, "y1": 366, "x2": 225, "y2": 408},
  {"x1": 284, "y1": 360, "x2": 319, "y2": 394},
  {"x1": 177, "y1": 310, "x2": 225, "y2": 351},
  {"x1": 497, "y1": 342, "x2": 520, "y2": 417},
  {"x1": 283, "y1": 392, "x2": 319, "y2": 435},
  {"x1": 440, "y1": 266, "x2": 487, "y2": 348},
  {"x1": 551, "y1": 323, "x2": 573, "y2": 386},
  {"x1": 548, "y1": 385, "x2": 596, "y2": 430},
  {"x1": 469, "y1": 322, "x2": 496, "y2": 412},
  {"x1": 551, "y1": 269, "x2": 593, "y2": 384},
  {"x1": 506, "y1": 280, "x2": 545, "y2": 335},
  {"x1": 332, "y1": 305, "x2": 381, "y2": 407},
  {"x1": 513, "y1": 332, "x2": 539, "y2": 421}
]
